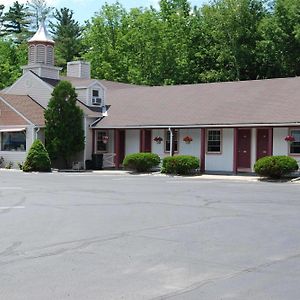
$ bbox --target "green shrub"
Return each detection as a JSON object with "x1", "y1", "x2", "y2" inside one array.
[
  {"x1": 254, "y1": 155, "x2": 298, "y2": 179},
  {"x1": 123, "y1": 153, "x2": 161, "y2": 172},
  {"x1": 23, "y1": 140, "x2": 51, "y2": 172},
  {"x1": 162, "y1": 155, "x2": 200, "y2": 175}
]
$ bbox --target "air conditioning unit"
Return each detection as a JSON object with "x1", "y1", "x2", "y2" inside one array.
[{"x1": 92, "y1": 97, "x2": 102, "y2": 106}]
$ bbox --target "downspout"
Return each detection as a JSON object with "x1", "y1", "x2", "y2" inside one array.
[
  {"x1": 35, "y1": 127, "x2": 40, "y2": 140},
  {"x1": 168, "y1": 127, "x2": 173, "y2": 156},
  {"x1": 83, "y1": 116, "x2": 87, "y2": 168}
]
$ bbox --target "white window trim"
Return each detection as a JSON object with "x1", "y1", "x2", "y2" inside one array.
[
  {"x1": 95, "y1": 130, "x2": 109, "y2": 153},
  {"x1": 289, "y1": 128, "x2": 300, "y2": 156},
  {"x1": 206, "y1": 129, "x2": 222, "y2": 154},
  {"x1": 164, "y1": 129, "x2": 179, "y2": 153}
]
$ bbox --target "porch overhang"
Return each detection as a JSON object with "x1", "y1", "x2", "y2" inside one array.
[
  {"x1": 91, "y1": 122, "x2": 300, "y2": 130},
  {"x1": 0, "y1": 128, "x2": 26, "y2": 132}
]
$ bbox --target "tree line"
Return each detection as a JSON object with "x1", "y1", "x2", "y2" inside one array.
[{"x1": 1, "y1": 0, "x2": 300, "y2": 89}]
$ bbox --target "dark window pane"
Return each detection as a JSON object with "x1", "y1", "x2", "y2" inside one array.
[
  {"x1": 207, "y1": 130, "x2": 221, "y2": 152},
  {"x1": 1, "y1": 132, "x2": 26, "y2": 151},
  {"x1": 290, "y1": 130, "x2": 300, "y2": 154}
]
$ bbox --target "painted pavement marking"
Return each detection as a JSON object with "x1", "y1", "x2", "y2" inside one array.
[{"x1": 0, "y1": 206, "x2": 25, "y2": 210}]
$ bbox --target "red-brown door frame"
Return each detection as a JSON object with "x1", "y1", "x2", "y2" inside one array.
[
  {"x1": 201, "y1": 128, "x2": 206, "y2": 173},
  {"x1": 140, "y1": 129, "x2": 145, "y2": 152},
  {"x1": 256, "y1": 128, "x2": 273, "y2": 160},
  {"x1": 114, "y1": 129, "x2": 126, "y2": 169},
  {"x1": 233, "y1": 128, "x2": 252, "y2": 173},
  {"x1": 233, "y1": 128, "x2": 238, "y2": 174},
  {"x1": 114, "y1": 129, "x2": 120, "y2": 168}
]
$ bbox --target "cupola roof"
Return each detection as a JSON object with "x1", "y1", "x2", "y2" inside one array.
[{"x1": 28, "y1": 20, "x2": 54, "y2": 44}]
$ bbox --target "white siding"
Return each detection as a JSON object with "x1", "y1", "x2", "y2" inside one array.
[
  {"x1": 23, "y1": 65, "x2": 60, "y2": 80},
  {"x1": 6, "y1": 72, "x2": 52, "y2": 108},
  {"x1": 152, "y1": 129, "x2": 168, "y2": 158},
  {"x1": 84, "y1": 117, "x2": 95, "y2": 161},
  {"x1": 37, "y1": 128, "x2": 45, "y2": 144},
  {"x1": 0, "y1": 126, "x2": 35, "y2": 169},
  {"x1": 206, "y1": 128, "x2": 234, "y2": 172},
  {"x1": 179, "y1": 128, "x2": 201, "y2": 157},
  {"x1": 0, "y1": 152, "x2": 27, "y2": 168},
  {"x1": 88, "y1": 83, "x2": 105, "y2": 107},
  {"x1": 125, "y1": 130, "x2": 140, "y2": 155},
  {"x1": 67, "y1": 61, "x2": 91, "y2": 79},
  {"x1": 273, "y1": 127, "x2": 289, "y2": 156},
  {"x1": 76, "y1": 88, "x2": 88, "y2": 104}
]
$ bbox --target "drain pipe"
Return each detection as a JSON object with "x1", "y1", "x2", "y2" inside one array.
[
  {"x1": 168, "y1": 127, "x2": 173, "y2": 156},
  {"x1": 35, "y1": 127, "x2": 40, "y2": 140}
]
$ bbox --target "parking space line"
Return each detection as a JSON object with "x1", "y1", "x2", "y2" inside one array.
[{"x1": 0, "y1": 206, "x2": 25, "y2": 210}]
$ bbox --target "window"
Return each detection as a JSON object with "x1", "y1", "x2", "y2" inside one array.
[
  {"x1": 92, "y1": 90, "x2": 102, "y2": 106},
  {"x1": 92, "y1": 90, "x2": 99, "y2": 97},
  {"x1": 165, "y1": 129, "x2": 178, "y2": 153},
  {"x1": 207, "y1": 129, "x2": 221, "y2": 153},
  {"x1": 96, "y1": 131, "x2": 108, "y2": 152},
  {"x1": 1, "y1": 131, "x2": 26, "y2": 151},
  {"x1": 290, "y1": 129, "x2": 300, "y2": 154}
]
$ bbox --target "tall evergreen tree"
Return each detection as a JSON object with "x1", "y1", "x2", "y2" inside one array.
[
  {"x1": 49, "y1": 8, "x2": 82, "y2": 69},
  {"x1": 0, "y1": 5, "x2": 4, "y2": 34},
  {"x1": 44, "y1": 81, "x2": 85, "y2": 168},
  {"x1": 2, "y1": 1, "x2": 31, "y2": 43}
]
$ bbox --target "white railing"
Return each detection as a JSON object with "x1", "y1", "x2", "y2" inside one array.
[{"x1": 103, "y1": 153, "x2": 116, "y2": 168}]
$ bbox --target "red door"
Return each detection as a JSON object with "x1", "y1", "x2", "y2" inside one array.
[
  {"x1": 257, "y1": 129, "x2": 269, "y2": 160},
  {"x1": 238, "y1": 129, "x2": 251, "y2": 169},
  {"x1": 144, "y1": 130, "x2": 152, "y2": 152},
  {"x1": 119, "y1": 130, "x2": 126, "y2": 165}
]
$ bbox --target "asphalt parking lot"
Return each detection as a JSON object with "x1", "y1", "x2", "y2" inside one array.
[{"x1": 0, "y1": 171, "x2": 300, "y2": 300}]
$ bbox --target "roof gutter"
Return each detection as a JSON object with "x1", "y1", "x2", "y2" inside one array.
[{"x1": 91, "y1": 122, "x2": 300, "y2": 130}]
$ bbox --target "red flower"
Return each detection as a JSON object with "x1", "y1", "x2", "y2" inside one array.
[
  {"x1": 284, "y1": 135, "x2": 295, "y2": 142},
  {"x1": 183, "y1": 136, "x2": 193, "y2": 142},
  {"x1": 153, "y1": 136, "x2": 163, "y2": 142}
]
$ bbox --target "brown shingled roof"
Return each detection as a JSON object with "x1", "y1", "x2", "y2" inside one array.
[
  {"x1": 0, "y1": 94, "x2": 45, "y2": 126},
  {"x1": 94, "y1": 76, "x2": 300, "y2": 128},
  {"x1": 60, "y1": 76, "x2": 142, "y2": 90}
]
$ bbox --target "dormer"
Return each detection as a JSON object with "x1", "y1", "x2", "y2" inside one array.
[{"x1": 22, "y1": 20, "x2": 61, "y2": 80}]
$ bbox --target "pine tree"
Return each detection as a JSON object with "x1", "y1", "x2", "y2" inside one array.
[
  {"x1": 0, "y1": 5, "x2": 5, "y2": 35},
  {"x1": 23, "y1": 139, "x2": 51, "y2": 172},
  {"x1": 2, "y1": 1, "x2": 31, "y2": 43},
  {"x1": 49, "y1": 8, "x2": 82, "y2": 69},
  {"x1": 44, "y1": 81, "x2": 85, "y2": 168}
]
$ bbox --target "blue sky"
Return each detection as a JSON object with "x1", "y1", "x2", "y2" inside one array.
[{"x1": 1, "y1": 0, "x2": 208, "y2": 24}]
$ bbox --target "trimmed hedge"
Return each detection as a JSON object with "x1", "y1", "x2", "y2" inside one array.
[
  {"x1": 162, "y1": 155, "x2": 200, "y2": 175},
  {"x1": 23, "y1": 140, "x2": 51, "y2": 172},
  {"x1": 254, "y1": 155, "x2": 298, "y2": 179},
  {"x1": 123, "y1": 153, "x2": 161, "y2": 172}
]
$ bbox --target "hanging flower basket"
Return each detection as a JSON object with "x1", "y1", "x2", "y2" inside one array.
[
  {"x1": 153, "y1": 136, "x2": 163, "y2": 144},
  {"x1": 183, "y1": 136, "x2": 193, "y2": 144},
  {"x1": 284, "y1": 135, "x2": 295, "y2": 142},
  {"x1": 102, "y1": 136, "x2": 109, "y2": 144}
]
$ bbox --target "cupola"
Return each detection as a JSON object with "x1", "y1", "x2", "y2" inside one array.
[
  {"x1": 22, "y1": 20, "x2": 61, "y2": 80},
  {"x1": 28, "y1": 20, "x2": 55, "y2": 66}
]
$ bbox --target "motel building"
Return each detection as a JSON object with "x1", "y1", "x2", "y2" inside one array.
[{"x1": 0, "y1": 22, "x2": 300, "y2": 173}]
